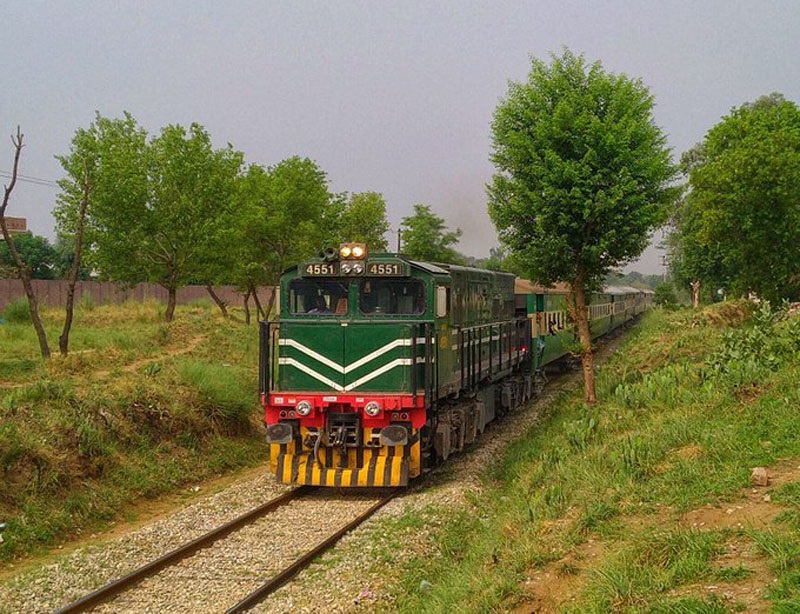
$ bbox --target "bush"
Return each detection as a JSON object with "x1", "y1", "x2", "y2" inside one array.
[
  {"x1": 707, "y1": 301, "x2": 800, "y2": 388},
  {"x1": 653, "y1": 282, "x2": 678, "y2": 308},
  {"x1": 78, "y1": 292, "x2": 95, "y2": 311},
  {"x1": 2, "y1": 297, "x2": 31, "y2": 323}
]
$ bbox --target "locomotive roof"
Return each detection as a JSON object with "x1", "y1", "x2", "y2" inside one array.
[
  {"x1": 515, "y1": 279, "x2": 649, "y2": 296},
  {"x1": 515, "y1": 278, "x2": 570, "y2": 294},
  {"x1": 405, "y1": 259, "x2": 450, "y2": 275}
]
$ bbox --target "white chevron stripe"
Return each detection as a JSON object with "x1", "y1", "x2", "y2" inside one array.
[
  {"x1": 279, "y1": 336, "x2": 426, "y2": 374},
  {"x1": 344, "y1": 358, "x2": 412, "y2": 391},
  {"x1": 345, "y1": 338, "x2": 416, "y2": 373},
  {"x1": 278, "y1": 358, "x2": 345, "y2": 391},
  {"x1": 278, "y1": 339, "x2": 342, "y2": 372}
]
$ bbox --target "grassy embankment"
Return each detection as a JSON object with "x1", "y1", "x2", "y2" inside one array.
[
  {"x1": 381, "y1": 303, "x2": 800, "y2": 612},
  {"x1": 0, "y1": 297, "x2": 264, "y2": 564}
]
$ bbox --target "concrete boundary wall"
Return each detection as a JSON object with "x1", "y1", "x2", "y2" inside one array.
[{"x1": 0, "y1": 279, "x2": 274, "y2": 311}]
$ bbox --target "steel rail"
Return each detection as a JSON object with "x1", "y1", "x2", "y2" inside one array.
[
  {"x1": 226, "y1": 493, "x2": 395, "y2": 614},
  {"x1": 54, "y1": 486, "x2": 312, "y2": 614}
]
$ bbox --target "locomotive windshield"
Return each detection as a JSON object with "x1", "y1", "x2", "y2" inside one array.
[
  {"x1": 359, "y1": 279, "x2": 425, "y2": 315},
  {"x1": 288, "y1": 279, "x2": 349, "y2": 315}
]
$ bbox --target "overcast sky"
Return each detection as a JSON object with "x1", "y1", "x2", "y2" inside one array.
[{"x1": 3, "y1": 1, "x2": 798, "y2": 274}]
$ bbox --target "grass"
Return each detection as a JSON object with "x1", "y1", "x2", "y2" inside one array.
[
  {"x1": 0, "y1": 300, "x2": 264, "y2": 563},
  {"x1": 380, "y1": 302, "x2": 800, "y2": 612}
]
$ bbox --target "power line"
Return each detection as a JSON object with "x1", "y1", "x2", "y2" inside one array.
[{"x1": 0, "y1": 170, "x2": 58, "y2": 187}]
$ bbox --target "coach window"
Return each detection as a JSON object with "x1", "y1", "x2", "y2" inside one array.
[
  {"x1": 288, "y1": 279, "x2": 349, "y2": 315},
  {"x1": 359, "y1": 280, "x2": 425, "y2": 315}
]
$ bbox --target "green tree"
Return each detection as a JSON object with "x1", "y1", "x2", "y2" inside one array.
[
  {"x1": 233, "y1": 157, "x2": 337, "y2": 321},
  {"x1": 56, "y1": 116, "x2": 244, "y2": 322},
  {"x1": 337, "y1": 191, "x2": 390, "y2": 251},
  {"x1": 55, "y1": 115, "x2": 104, "y2": 354},
  {"x1": 54, "y1": 112, "x2": 149, "y2": 291},
  {"x1": 669, "y1": 93, "x2": 800, "y2": 302},
  {"x1": 0, "y1": 232, "x2": 57, "y2": 279},
  {"x1": 1, "y1": 127, "x2": 51, "y2": 357},
  {"x1": 488, "y1": 50, "x2": 677, "y2": 403},
  {"x1": 400, "y1": 204, "x2": 465, "y2": 264}
]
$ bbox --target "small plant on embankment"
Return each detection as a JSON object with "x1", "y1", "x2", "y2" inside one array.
[
  {"x1": 392, "y1": 302, "x2": 800, "y2": 612},
  {"x1": 0, "y1": 301, "x2": 263, "y2": 563}
]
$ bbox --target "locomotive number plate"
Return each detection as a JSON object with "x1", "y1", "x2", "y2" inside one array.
[
  {"x1": 302, "y1": 262, "x2": 339, "y2": 276},
  {"x1": 366, "y1": 262, "x2": 408, "y2": 276}
]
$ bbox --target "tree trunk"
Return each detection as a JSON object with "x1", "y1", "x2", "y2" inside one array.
[
  {"x1": 1, "y1": 127, "x2": 50, "y2": 359},
  {"x1": 690, "y1": 280, "x2": 701, "y2": 309},
  {"x1": 243, "y1": 289, "x2": 251, "y2": 325},
  {"x1": 250, "y1": 284, "x2": 265, "y2": 320},
  {"x1": 205, "y1": 284, "x2": 228, "y2": 318},
  {"x1": 59, "y1": 169, "x2": 90, "y2": 356},
  {"x1": 20, "y1": 273, "x2": 51, "y2": 359},
  {"x1": 569, "y1": 271, "x2": 596, "y2": 404},
  {"x1": 165, "y1": 287, "x2": 177, "y2": 322}
]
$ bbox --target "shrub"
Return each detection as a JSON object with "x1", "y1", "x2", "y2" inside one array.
[
  {"x1": 2, "y1": 297, "x2": 31, "y2": 323},
  {"x1": 707, "y1": 301, "x2": 800, "y2": 388},
  {"x1": 78, "y1": 291, "x2": 95, "y2": 311},
  {"x1": 653, "y1": 282, "x2": 678, "y2": 308}
]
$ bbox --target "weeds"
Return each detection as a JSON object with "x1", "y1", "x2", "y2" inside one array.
[
  {"x1": 391, "y1": 303, "x2": 800, "y2": 611},
  {"x1": 0, "y1": 303, "x2": 262, "y2": 564}
]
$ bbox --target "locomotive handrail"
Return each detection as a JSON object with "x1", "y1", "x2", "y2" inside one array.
[
  {"x1": 411, "y1": 324, "x2": 418, "y2": 403},
  {"x1": 258, "y1": 320, "x2": 269, "y2": 396},
  {"x1": 269, "y1": 321, "x2": 280, "y2": 392},
  {"x1": 424, "y1": 323, "x2": 433, "y2": 408}
]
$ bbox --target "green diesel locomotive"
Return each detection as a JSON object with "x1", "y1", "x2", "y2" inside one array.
[{"x1": 259, "y1": 244, "x2": 650, "y2": 487}]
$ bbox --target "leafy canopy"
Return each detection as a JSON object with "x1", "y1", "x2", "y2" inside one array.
[
  {"x1": 0, "y1": 232, "x2": 58, "y2": 279},
  {"x1": 670, "y1": 93, "x2": 800, "y2": 302},
  {"x1": 337, "y1": 191, "x2": 390, "y2": 252},
  {"x1": 488, "y1": 50, "x2": 677, "y2": 290},
  {"x1": 400, "y1": 204, "x2": 465, "y2": 264},
  {"x1": 55, "y1": 114, "x2": 243, "y2": 291},
  {"x1": 236, "y1": 156, "x2": 337, "y2": 288}
]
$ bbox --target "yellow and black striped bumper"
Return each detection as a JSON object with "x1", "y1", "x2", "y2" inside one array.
[{"x1": 274, "y1": 450, "x2": 409, "y2": 486}]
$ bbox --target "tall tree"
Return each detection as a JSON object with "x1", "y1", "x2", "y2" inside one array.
[
  {"x1": 234, "y1": 157, "x2": 336, "y2": 321},
  {"x1": 54, "y1": 112, "x2": 149, "y2": 297},
  {"x1": 400, "y1": 204, "x2": 465, "y2": 264},
  {"x1": 0, "y1": 127, "x2": 51, "y2": 358},
  {"x1": 55, "y1": 117, "x2": 102, "y2": 354},
  {"x1": 669, "y1": 93, "x2": 800, "y2": 302},
  {"x1": 337, "y1": 191, "x2": 390, "y2": 251},
  {"x1": 488, "y1": 50, "x2": 677, "y2": 403}
]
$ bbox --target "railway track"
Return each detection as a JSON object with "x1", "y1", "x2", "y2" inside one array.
[{"x1": 55, "y1": 487, "x2": 395, "y2": 613}]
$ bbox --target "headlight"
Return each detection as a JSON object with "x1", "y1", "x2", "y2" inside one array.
[
  {"x1": 339, "y1": 245, "x2": 352, "y2": 259},
  {"x1": 352, "y1": 262, "x2": 364, "y2": 274},
  {"x1": 341, "y1": 262, "x2": 352, "y2": 274},
  {"x1": 364, "y1": 401, "x2": 381, "y2": 417},
  {"x1": 296, "y1": 400, "x2": 312, "y2": 416},
  {"x1": 352, "y1": 245, "x2": 365, "y2": 258}
]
